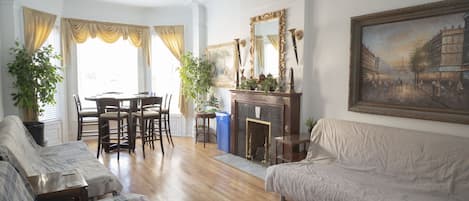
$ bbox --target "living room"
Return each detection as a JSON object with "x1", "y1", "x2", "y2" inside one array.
[{"x1": 0, "y1": 0, "x2": 468, "y2": 201}]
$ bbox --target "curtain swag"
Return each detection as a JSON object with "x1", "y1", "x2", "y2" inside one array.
[
  {"x1": 23, "y1": 7, "x2": 57, "y2": 53},
  {"x1": 61, "y1": 18, "x2": 151, "y2": 66},
  {"x1": 154, "y1": 25, "x2": 187, "y2": 116}
]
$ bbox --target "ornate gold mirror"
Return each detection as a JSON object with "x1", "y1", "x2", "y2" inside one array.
[{"x1": 249, "y1": 9, "x2": 286, "y2": 80}]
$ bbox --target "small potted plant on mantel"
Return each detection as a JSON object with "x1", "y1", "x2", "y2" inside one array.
[{"x1": 7, "y1": 42, "x2": 63, "y2": 146}]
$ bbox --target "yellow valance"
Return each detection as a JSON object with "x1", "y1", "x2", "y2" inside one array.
[{"x1": 61, "y1": 18, "x2": 151, "y2": 66}]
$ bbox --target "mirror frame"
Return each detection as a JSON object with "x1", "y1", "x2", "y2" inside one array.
[{"x1": 249, "y1": 9, "x2": 286, "y2": 80}]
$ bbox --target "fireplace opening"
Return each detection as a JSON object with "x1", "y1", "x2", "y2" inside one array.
[{"x1": 246, "y1": 118, "x2": 271, "y2": 164}]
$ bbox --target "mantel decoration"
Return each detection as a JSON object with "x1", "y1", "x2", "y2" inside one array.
[
  {"x1": 288, "y1": 28, "x2": 303, "y2": 64},
  {"x1": 234, "y1": 38, "x2": 247, "y2": 89},
  {"x1": 179, "y1": 52, "x2": 214, "y2": 112},
  {"x1": 7, "y1": 42, "x2": 63, "y2": 121},
  {"x1": 349, "y1": 1, "x2": 469, "y2": 124},
  {"x1": 249, "y1": 9, "x2": 286, "y2": 80}
]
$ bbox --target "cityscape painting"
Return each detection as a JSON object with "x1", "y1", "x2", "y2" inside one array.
[{"x1": 349, "y1": 1, "x2": 469, "y2": 124}]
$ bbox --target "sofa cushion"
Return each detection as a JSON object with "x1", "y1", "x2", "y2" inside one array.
[
  {"x1": 0, "y1": 116, "x2": 44, "y2": 175},
  {"x1": 0, "y1": 161, "x2": 35, "y2": 201},
  {"x1": 306, "y1": 119, "x2": 469, "y2": 198},
  {"x1": 40, "y1": 142, "x2": 123, "y2": 198},
  {"x1": 266, "y1": 162, "x2": 463, "y2": 201}
]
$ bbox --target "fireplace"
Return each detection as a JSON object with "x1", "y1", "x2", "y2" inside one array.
[
  {"x1": 230, "y1": 89, "x2": 302, "y2": 165},
  {"x1": 246, "y1": 118, "x2": 271, "y2": 163}
]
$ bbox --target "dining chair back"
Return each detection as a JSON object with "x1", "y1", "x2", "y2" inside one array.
[
  {"x1": 96, "y1": 98, "x2": 129, "y2": 160},
  {"x1": 134, "y1": 96, "x2": 164, "y2": 158},
  {"x1": 73, "y1": 94, "x2": 98, "y2": 140},
  {"x1": 162, "y1": 94, "x2": 174, "y2": 146}
]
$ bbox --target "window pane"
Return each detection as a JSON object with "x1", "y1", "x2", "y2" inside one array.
[
  {"x1": 77, "y1": 38, "x2": 138, "y2": 108},
  {"x1": 39, "y1": 27, "x2": 61, "y2": 121},
  {"x1": 152, "y1": 35, "x2": 181, "y2": 114}
]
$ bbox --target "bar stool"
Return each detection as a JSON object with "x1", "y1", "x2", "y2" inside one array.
[
  {"x1": 195, "y1": 112, "x2": 216, "y2": 148},
  {"x1": 73, "y1": 94, "x2": 98, "y2": 140},
  {"x1": 96, "y1": 98, "x2": 130, "y2": 160},
  {"x1": 132, "y1": 96, "x2": 164, "y2": 158},
  {"x1": 162, "y1": 94, "x2": 174, "y2": 147}
]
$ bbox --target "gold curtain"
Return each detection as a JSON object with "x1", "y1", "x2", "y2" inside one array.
[
  {"x1": 267, "y1": 35, "x2": 279, "y2": 50},
  {"x1": 22, "y1": 7, "x2": 57, "y2": 121},
  {"x1": 154, "y1": 25, "x2": 188, "y2": 116},
  {"x1": 23, "y1": 7, "x2": 57, "y2": 53},
  {"x1": 255, "y1": 36, "x2": 264, "y2": 70},
  {"x1": 61, "y1": 18, "x2": 151, "y2": 66}
]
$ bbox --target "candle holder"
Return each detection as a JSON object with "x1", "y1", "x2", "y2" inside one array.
[
  {"x1": 288, "y1": 28, "x2": 303, "y2": 65},
  {"x1": 288, "y1": 67, "x2": 295, "y2": 93}
]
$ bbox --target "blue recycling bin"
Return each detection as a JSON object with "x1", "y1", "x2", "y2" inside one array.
[{"x1": 216, "y1": 112, "x2": 230, "y2": 152}]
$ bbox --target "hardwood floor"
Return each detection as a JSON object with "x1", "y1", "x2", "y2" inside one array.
[{"x1": 84, "y1": 137, "x2": 279, "y2": 201}]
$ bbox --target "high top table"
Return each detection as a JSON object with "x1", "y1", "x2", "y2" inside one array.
[{"x1": 85, "y1": 92, "x2": 162, "y2": 152}]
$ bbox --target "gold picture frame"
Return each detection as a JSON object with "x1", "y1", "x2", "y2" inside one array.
[
  {"x1": 249, "y1": 9, "x2": 286, "y2": 80},
  {"x1": 349, "y1": 1, "x2": 469, "y2": 124},
  {"x1": 206, "y1": 42, "x2": 239, "y2": 88}
]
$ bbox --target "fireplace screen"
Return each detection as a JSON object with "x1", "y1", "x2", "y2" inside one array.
[{"x1": 246, "y1": 118, "x2": 271, "y2": 164}]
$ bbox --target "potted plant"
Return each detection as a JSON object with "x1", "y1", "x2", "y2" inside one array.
[
  {"x1": 240, "y1": 78, "x2": 258, "y2": 90},
  {"x1": 205, "y1": 92, "x2": 221, "y2": 113},
  {"x1": 179, "y1": 52, "x2": 214, "y2": 112},
  {"x1": 305, "y1": 117, "x2": 317, "y2": 133},
  {"x1": 7, "y1": 42, "x2": 63, "y2": 146},
  {"x1": 258, "y1": 74, "x2": 278, "y2": 92}
]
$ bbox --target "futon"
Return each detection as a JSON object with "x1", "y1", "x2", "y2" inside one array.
[{"x1": 266, "y1": 119, "x2": 469, "y2": 201}]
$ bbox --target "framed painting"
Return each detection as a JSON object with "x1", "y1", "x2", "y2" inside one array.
[
  {"x1": 349, "y1": 1, "x2": 469, "y2": 124},
  {"x1": 206, "y1": 42, "x2": 239, "y2": 88}
]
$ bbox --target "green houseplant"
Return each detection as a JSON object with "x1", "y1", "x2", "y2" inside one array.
[
  {"x1": 305, "y1": 117, "x2": 317, "y2": 133},
  {"x1": 258, "y1": 74, "x2": 278, "y2": 92},
  {"x1": 179, "y1": 52, "x2": 214, "y2": 112},
  {"x1": 7, "y1": 42, "x2": 63, "y2": 145},
  {"x1": 240, "y1": 78, "x2": 258, "y2": 90}
]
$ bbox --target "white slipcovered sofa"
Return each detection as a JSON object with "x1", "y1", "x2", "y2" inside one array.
[
  {"x1": 266, "y1": 119, "x2": 469, "y2": 201},
  {"x1": 0, "y1": 116, "x2": 123, "y2": 198}
]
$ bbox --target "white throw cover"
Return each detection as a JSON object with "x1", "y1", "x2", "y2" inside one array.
[
  {"x1": 0, "y1": 116, "x2": 123, "y2": 198},
  {"x1": 265, "y1": 119, "x2": 469, "y2": 201}
]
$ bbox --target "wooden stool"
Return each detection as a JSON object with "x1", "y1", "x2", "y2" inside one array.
[
  {"x1": 274, "y1": 134, "x2": 310, "y2": 164},
  {"x1": 195, "y1": 112, "x2": 216, "y2": 148}
]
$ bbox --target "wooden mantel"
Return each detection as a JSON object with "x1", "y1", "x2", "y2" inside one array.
[{"x1": 229, "y1": 89, "x2": 302, "y2": 157}]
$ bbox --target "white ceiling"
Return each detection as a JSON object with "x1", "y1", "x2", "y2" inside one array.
[{"x1": 96, "y1": 0, "x2": 201, "y2": 7}]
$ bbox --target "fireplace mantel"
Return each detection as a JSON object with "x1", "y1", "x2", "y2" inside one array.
[{"x1": 229, "y1": 89, "x2": 302, "y2": 161}]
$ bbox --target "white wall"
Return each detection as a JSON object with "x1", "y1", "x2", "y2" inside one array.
[
  {"x1": 305, "y1": 0, "x2": 469, "y2": 137},
  {"x1": 62, "y1": 0, "x2": 144, "y2": 25},
  {"x1": 142, "y1": 6, "x2": 194, "y2": 52},
  {"x1": 1, "y1": 0, "x2": 21, "y2": 118},
  {"x1": 204, "y1": 0, "x2": 305, "y2": 127},
  {"x1": 0, "y1": 29, "x2": 3, "y2": 121}
]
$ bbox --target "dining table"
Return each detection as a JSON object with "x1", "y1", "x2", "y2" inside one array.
[{"x1": 85, "y1": 92, "x2": 161, "y2": 153}]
